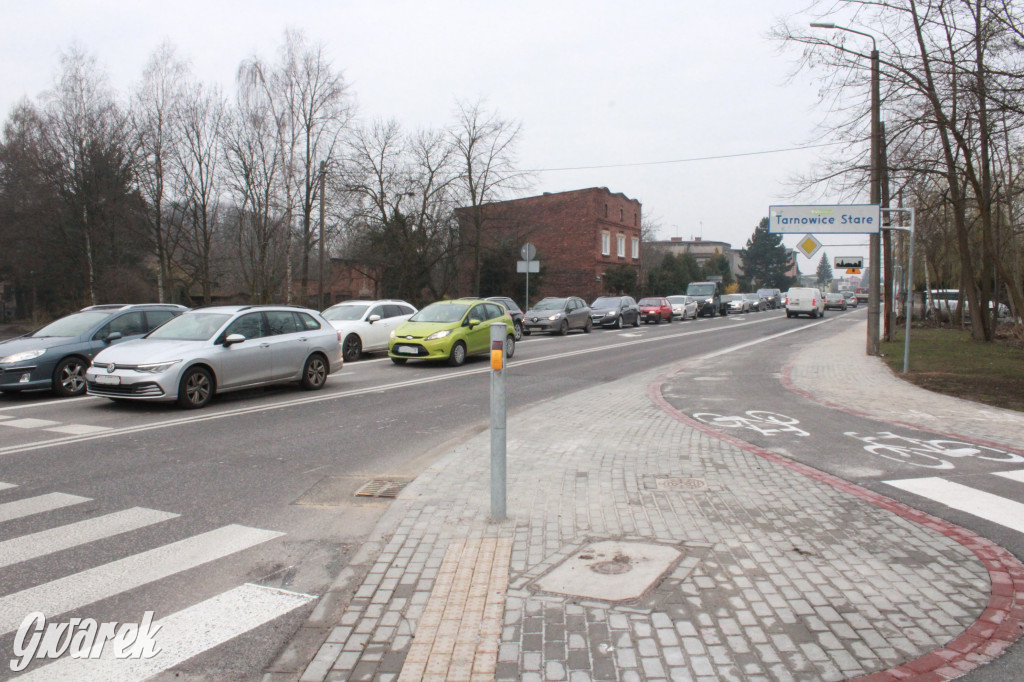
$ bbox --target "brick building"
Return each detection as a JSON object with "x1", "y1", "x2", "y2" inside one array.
[{"x1": 457, "y1": 187, "x2": 642, "y2": 304}]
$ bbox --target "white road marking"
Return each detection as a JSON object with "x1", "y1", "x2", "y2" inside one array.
[
  {"x1": 884, "y1": 477, "x2": 1024, "y2": 534},
  {"x1": 0, "y1": 524, "x2": 284, "y2": 635},
  {"x1": 0, "y1": 418, "x2": 61, "y2": 429},
  {"x1": 994, "y1": 469, "x2": 1024, "y2": 484},
  {"x1": 0, "y1": 507, "x2": 179, "y2": 569},
  {"x1": 0, "y1": 492, "x2": 91, "y2": 524},
  {"x1": 43, "y1": 424, "x2": 112, "y2": 435},
  {"x1": 0, "y1": 482, "x2": 16, "y2": 491},
  {"x1": 0, "y1": 396, "x2": 93, "y2": 412},
  {"x1": 15, "y1": 583, "x2": 314, "y2": 682}
]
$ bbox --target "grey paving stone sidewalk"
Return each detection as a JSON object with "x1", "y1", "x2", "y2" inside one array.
[{"x1": 299, "y1": 331, "x2": 999, "y2": 681}]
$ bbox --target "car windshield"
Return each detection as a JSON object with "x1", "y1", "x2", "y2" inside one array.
[
  {"x1": 721, "y1": 295, "x2": 739, "y2": 302},
  {"x1": 638, "y1": 298, "x2": 661, "y2": 306},
  {"x1": 686, "y1": 284, "x2": 716, "y2": 297},
  {"x1": 532, "y1": 298, "x2": 566, "y2": 311},
  {"x1": 757, "y1": 290, "x2": 774, "y2": 297},
  {"x1": 591, "y1": 297, "x2": 621, "y2": 308},
  {"x1": 743, "y1": 294, "x2": 759, "y2": 300},
  {"x1": 322, "y1": 304, "x2": 369, "y2": 321},
  {"x1": 666, "y1": 296, "x2": 687, "y2": 304},
  {"x1": 147, "y1": 312, "x2": 232, "y2": 341},
  {"x1": 29, "y1": 311, "x2": 111, "y2": 338},
  {"x1": 410, "y1": 302, "x2": 470, "y2": 323}
]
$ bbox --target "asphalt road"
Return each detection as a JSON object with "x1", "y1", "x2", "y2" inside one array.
[{"x1": 2, "y1": 305, "x2": 1020, "y2": 680}]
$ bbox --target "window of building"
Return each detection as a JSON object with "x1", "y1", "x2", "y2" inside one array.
[
  {"x1": 634, "y1": 212, "x2": 638, "y2": 226},
  {"x1": 601, "y1": 231, "x2": 610, "y2": 256},
  {"x1": 617, "y1": 234, "x2": 626, "y2": 257},
  {"x1": 604, "y1": 204, "x2": 608, "y2": 218},
  {"x1": 632, "y1": 237, "x2": 640, "y2": 259},
  {"x1": 619, "y1": 208, "x2": 624, "y2": 221}
]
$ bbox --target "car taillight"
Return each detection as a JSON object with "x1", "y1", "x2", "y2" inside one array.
[{"x1": 812, "y1": 299, "x2": 818, "y2": 305}]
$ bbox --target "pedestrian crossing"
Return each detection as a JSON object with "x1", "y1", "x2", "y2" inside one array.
[
  {"x1": 0, "y1": 414, "x2": 111, "y2": 435},
  {"x1": 885, "y1": 469, "x2": 1024, "y2": 534},
  {"x1": 0, "y1": 480, "x2": 315, "y2": 679}
]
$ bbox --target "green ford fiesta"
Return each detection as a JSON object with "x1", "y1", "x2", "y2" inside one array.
[{"x1": 388, "y1": 299, "x2": 516, "y2": 367}]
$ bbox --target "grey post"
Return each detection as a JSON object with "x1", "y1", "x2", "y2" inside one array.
[{"x1": 490, "y1": 322, "x2": 507, "y2": 521}]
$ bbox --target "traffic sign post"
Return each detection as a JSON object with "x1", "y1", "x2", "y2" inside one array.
[
  {"x1": 520, "y1": 242, "x2": 536, "y2": 309},
  {"x1": 490, "y1": 322, "x2": 507, "y2": 521}
]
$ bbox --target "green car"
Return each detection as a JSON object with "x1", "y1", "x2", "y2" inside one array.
[{"x1": 388, "y1": 299, "x2": 516, "y2": 366}]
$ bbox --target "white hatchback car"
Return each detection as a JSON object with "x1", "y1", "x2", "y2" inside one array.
[
  {"x1": 322, "y1": 300, "x2": 417, "y2": 362},
  {"x1": 784, "y1": 287, "x2": 826, "y2": 319},
  {"x1": 85, "y1": 305, "x2": 342, "y2": 408}
]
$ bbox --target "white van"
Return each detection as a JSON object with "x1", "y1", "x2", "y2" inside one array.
[{"x1": 784, "y1": 287, "x2": 826, "y2": 318}]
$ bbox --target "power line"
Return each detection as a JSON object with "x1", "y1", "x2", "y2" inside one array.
[{"x1": 523, "y1": 142, "x2": 844, "y2": 173}]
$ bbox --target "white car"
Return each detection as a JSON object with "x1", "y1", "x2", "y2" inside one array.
[
  {"x1": 85, "y1": 305, "x2": 342, "y2": 408},
  {"x1": 666, "y1": 295, "x2": 698, "y2": 320},
  {"x1": 322, "y1": 300, "x2": 417, "y2": 362},
  {"x1": 784, "y1": 287, "x2": 826, "y2": 319}
]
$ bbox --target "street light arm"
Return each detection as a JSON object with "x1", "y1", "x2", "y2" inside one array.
[{"x1": 809, "y1": 22, "x2": 877, "y2": 51}]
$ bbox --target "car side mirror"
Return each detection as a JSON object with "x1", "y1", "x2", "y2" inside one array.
[
  {"x1": 105, "y1": 331, "x2": 123, "y2": 343},
  {"x1": 223, "y1": 333, "x2": 246, "y2": 346},
  {"x1": 367, "y1": 314, "x2": 381, "y2": 324},
  {"x1": 468, "y1": 318, "x2": 481, "y2": 328}
]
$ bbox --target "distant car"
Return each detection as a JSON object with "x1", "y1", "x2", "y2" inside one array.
[
  {"x1": 855, "y1": 287, "x2": 870, "y2": 303},
  {"x1": 638, "y1": 297, "x2": 673, "y2": 324},
  {"x1": 785, "y1": 287, "x2": 826, "y2": 318},
  {"x1": 756, "y1": 288, "x2": 782, "y2": 309},
  {"x1": 722, "y1": 294, "x2": 751, "y2": 314},
  {"x1": 589, "y1": 296, "x2": 640, "y2": 328},
  {"x1": 841, "y1": 291, "x2": 858, "y2": 307},
  {"x1": 1, "y1": 303, "x2": 187, "y2": 397},
  {"x1": 824, "y1": 293, "x2": 848, "y2": 310},
  {"x1": 522, "y1": 297, "x2": 592, "y2": 335},
  {"x1": 686, "y1": 281, "x2": 725, "y2": 317},
  {"x1": 388, "y1": 299, "x2": 515, "y2": 366},
  {"x1": 484, "y1": 296, "x2": 525, "y2": 340},
  {"x1": 85, "y1": 305, "x2": 342, "y2": 408},
  {"x1": 742, "y1": 293, "x2": 766, "y2": 312},
  {"x1": 322, "y1": 299, "x2": 417, "y2": 362},
  {"x1": 666, "y1": 295, "x2": 698, "y2": 320}
]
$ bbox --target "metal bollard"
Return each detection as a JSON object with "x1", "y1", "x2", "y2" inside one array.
[{"x1": 490, "y1": 322, "x2": 507, "y2": 521}]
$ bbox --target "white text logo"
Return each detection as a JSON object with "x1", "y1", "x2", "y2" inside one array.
[{"x1": 10, "y1": 611, "x2": 162, "y2": 672}]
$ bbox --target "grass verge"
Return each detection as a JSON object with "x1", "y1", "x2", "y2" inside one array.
[{"x1": 881, "y1": 324, "x2": 1024, "y2": 412}]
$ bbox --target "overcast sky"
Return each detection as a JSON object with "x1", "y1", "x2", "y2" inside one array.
[{"x1": 1, "y1": 0, "x2": 876, "y2": 276}]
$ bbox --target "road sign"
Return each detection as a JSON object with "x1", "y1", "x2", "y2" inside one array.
[
  {"x1": 768, "y1": 204, "x2": 881, "y2": 234},
  {"x1": 520, "y1": 243, "x2": 536, "y2": 261},
  {"x1": 795, "y1": 234, "x2": 822, "y2": 259},
  {"x1": 835, "y1": 256, "x2": 864, "y2": 269},
  {"x1": 516, "y1": 260, "x2": 539, "y2": 273},
  {"x1": 846, "y1": 268, "x2": 862, "y2": 274}
]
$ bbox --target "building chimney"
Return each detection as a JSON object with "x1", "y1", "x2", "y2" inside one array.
[{"x1": 670, "y1": 237, "x2": 682, "y2": 242}]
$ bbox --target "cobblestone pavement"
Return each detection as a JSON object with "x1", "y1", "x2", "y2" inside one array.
[{"x1": 291, "y1": 320, "x2": 1023, "y2": 681}]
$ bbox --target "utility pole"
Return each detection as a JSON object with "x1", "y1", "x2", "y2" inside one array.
[{"x1": 318, "y1": 160, "x2": 327, "y2": 310}]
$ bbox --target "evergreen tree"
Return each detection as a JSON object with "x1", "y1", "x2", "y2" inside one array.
[
  {"x1": 740, "y1": 217, "x2": 792, "y2": 289},
  {"x1": 816, "y1": 252, "x2": 834, "y2": 287},
  {"x1": 703, "y1": 250, "x2": 734, "y2": 286}
]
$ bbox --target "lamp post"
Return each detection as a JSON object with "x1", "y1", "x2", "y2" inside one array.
[{"x1": 810, "y1": 22, "x2": 882, "y2": 355}]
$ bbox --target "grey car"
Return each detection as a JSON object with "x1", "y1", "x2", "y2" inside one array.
[
  {"x1": 85, "y1": 305, "x2": 342, "y2": 408},
  {"x1": 0, "y1": 304, "x2": 187, "y2": 397},
  {"x1": 522, "y1": 297, "x2": 593, "y2": 335},
  {"x1": 589, "y1": 296, "x2": 640, "y2": 328}
]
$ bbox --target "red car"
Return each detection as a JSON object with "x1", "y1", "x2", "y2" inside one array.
[{"x1": 638, "y1": 297, "x2": 673, "y2": 324}]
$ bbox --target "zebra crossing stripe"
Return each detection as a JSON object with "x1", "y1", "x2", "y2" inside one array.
[
  {"x1": 0, "y1": 492, "x2": 90, "y2": 524},
  {"x1": 885, "y1": 477, "x2": 1024, "y2": 534},
  {"x1": 0, "y1": 482, "x2": 16, "y2": 492},
  {"x1": 14, "y1": 583, "x2": 314, "y2": 681},
  {"x1": 0, "y1": 507, "x2": 179, "y2": 569},
  {"x1": 994, "y1": 469, "x2": 1024, "y2": 484},
  {"x1": 0, "y1": 524, "x2": 283, "y2": 635}
]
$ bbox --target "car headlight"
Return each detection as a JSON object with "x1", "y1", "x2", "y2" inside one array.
[
  {"x1": 389, "y1": 330, "x2": 396, "y2": 339},
  {"x1": 425, "y1": 329, "x2": 452, "y2": 341},
  {"x1": 136, "y1": 360, "x2": 182, "y2": 374},
  {"x1": 547, "y1": 314, "x2": 562, "y2": 321},
  {"x1": 1, "y1": 349, "x2": 46, "y2": 364}
]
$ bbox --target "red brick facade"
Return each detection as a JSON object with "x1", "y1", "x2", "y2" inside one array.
[{"x1": 457, "y1": 187, "x2": 642, "y2": 304}]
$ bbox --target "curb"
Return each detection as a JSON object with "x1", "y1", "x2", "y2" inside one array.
[{"x1": 647, "y1": 369, "x2": 1024, "y2": 681}]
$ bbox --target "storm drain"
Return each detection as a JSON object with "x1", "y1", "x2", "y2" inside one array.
[
  {"x1": 650, "y1": 477, "x2": 708, "y2": 491},
  {"x1": 354, "y1": 479, "x2": 409, "y2": 498}
]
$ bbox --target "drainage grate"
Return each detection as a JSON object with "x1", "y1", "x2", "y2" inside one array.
[
  {"x1": 654, "y1": 477, "x2": 708, "y2": 491},
  {"x1": 354, "y1": 479, "x2": 409, "y2": 499}
]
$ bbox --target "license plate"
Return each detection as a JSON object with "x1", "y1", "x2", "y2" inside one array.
[
  {"x1": 95, "y1": 375, "x2": 121, "y2": 385},
  {"x1": 396, "y1": 345, "x2": 417, "y2": 354}
]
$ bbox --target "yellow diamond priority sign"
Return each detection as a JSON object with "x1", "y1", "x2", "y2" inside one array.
[{"x1": 796, "y1": 233, "x2": 823, "y2": 259}]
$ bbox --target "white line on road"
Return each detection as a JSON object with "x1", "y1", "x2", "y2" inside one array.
[
  {"x1": 0, "y1": 524, "x2": 284, "y2": 635},
  {"x1": 0, "y1": 507, "x2": 179, "y2": 569},
  {"x1": 994, "y1": 469, "x2": 1024, "y2": 484},
  {"x1": 0, "y1": 492, "x2": 91, "y2": 524},
  {"x1": 884, "y1": 477, "x2": 1024, "y2": 534},
  {"x1": 14, "y1": 583, "x2": 315, "y2": 682},
  {"x1": 0, "y1": 482, "x2": 16, "y2": 492}
]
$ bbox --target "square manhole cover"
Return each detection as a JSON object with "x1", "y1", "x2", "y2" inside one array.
[
  {"x1": 532, "y1": 540, "x2": 682, "y2": 602},
  {"x1": 654, "y1": 477, "x2": 708, "y2": 491}
]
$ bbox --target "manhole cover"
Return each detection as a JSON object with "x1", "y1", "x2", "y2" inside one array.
[
  {"x1": 533, "y1": 540, "x2": 682, "y2": 602},
  {"x1": 354, "y1": 479, "x2": 409, "y2": 498},
  {"x1": 655, "y1": 477, "x2": 708, "y2": 491},
  {"x1": 591, "y1": 560, "x2": 632, "y2": 575}
]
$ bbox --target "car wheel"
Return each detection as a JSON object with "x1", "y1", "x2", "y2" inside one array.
[
  {"x1": 391, "y1": 357, "x2": 407, "y2": 365},
  {"x1": 52, "y1": 356, "x2": 88, "y2": 397},
  {"x1": 632, "y1": 315, "x2": 640, "y2": 327},
  {"x1": 300, "y1": 353, "x2": 328, "y2": 390},
  {"x1": 513, "y1": 320, "x2": 523, "y2": 341},
  {"x1": 666, "y1": 314, "x2": 672, "y2": 323},
  {"x1": 177, "y1": 366, "x2": 214, "y2": 409},
  {"x1": 584, "y1": 319, "x2": 592, "y2": 333},
  {"x1": 558, "y1": 320, "x2": 569, "y2": 336},
  {"x1": 448, "y1": 341, "x2": 467, "y2": 366},
  {"x1": 615, "y1": 315, "x2": 623, "y2": 329},
  {"x1": 505, "y1": 334, "x2": 515, "y2": 358},
  {"x1": 342, "y1": 334, "x2": 362, "y2": 363}
]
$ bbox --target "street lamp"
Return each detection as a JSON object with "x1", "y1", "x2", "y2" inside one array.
[{"x1": 810, "y1": 21, "x2": 882, "y2": 356}]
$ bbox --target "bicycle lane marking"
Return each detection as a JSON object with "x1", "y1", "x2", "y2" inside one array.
[{"x1": 647, "y1": 371, "x2": 1024, "y2": 681}]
